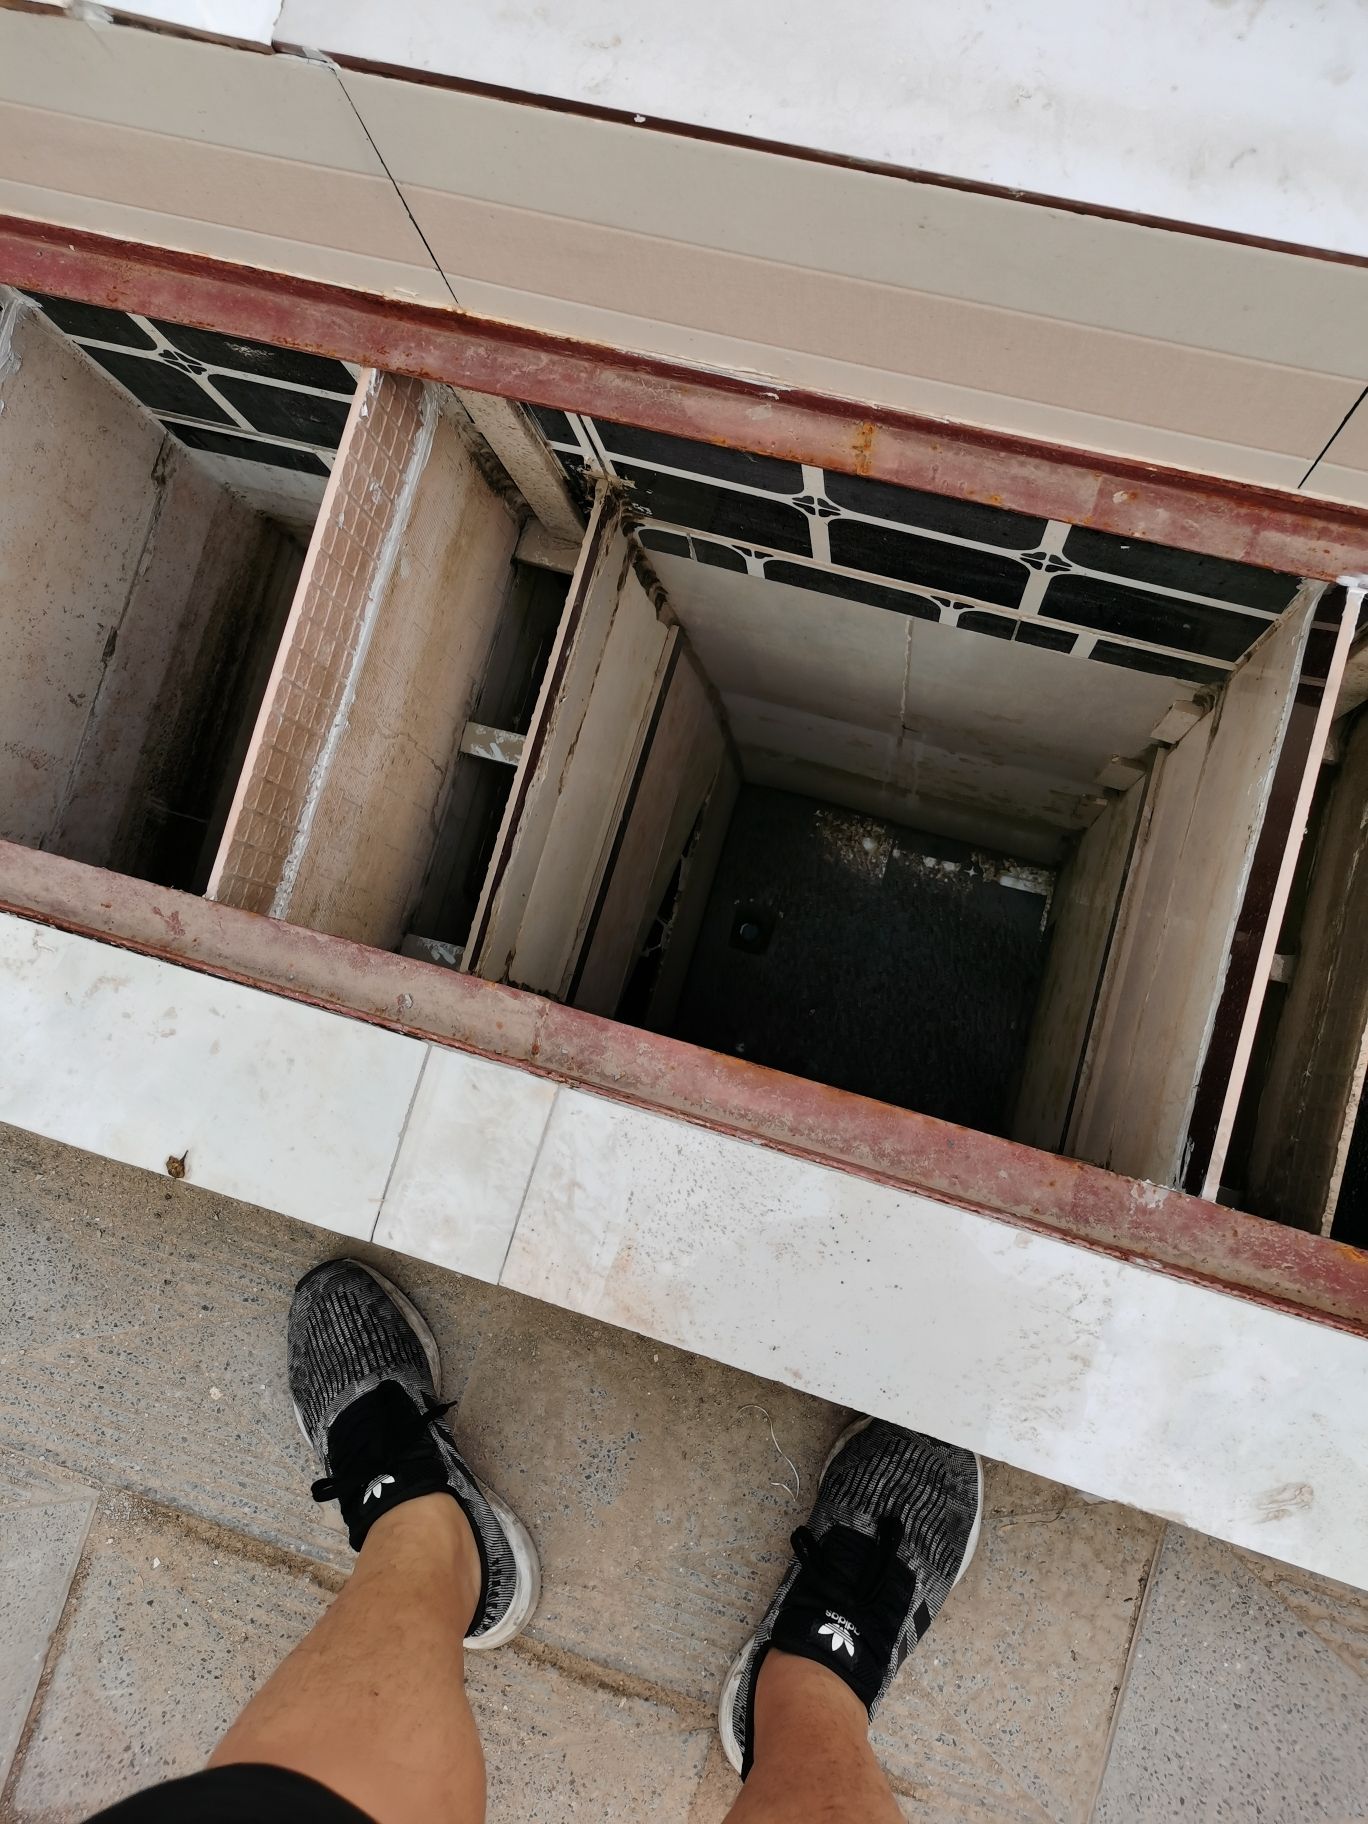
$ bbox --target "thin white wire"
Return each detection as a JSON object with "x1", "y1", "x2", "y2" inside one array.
[{"x1": 736, "y1": 1403, "x2": 801, "y2": 1502}]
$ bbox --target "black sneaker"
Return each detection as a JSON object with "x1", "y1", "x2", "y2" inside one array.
[
  {"x1": 288, "y1": 1258, "x2": 540, "y2": 1649},
  {"x1": 720, "y1": 1417, "x2": 982, "y2": 1777}
]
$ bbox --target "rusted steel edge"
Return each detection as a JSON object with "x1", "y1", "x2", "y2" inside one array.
[
  {"x1": 4, "y1": 214, "x2": 1368, "y2": 580},
  {"x1": 2, "y1": 841, "x2": 1366, "y2": 1336}
]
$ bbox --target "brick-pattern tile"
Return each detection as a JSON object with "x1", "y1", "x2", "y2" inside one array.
[{"x1": 211, "y1": 372, "x2": 426, "y2": 912}]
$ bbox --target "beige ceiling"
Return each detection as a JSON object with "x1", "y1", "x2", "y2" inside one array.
[
  {"x1": 649, "y1": 555, "x2": 1189, "y2": 862},
  {"x1": 3, "y1": 10, "x2": 1368, "y2": 503}
]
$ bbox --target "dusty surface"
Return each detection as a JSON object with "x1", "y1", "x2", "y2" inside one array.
[
  {"x1": 2, "y1": 1121, "x2": 1366, "y2": 1821},
  {"x1": 672, "y1": 787, "x2": 1051, "y2": 1134}
]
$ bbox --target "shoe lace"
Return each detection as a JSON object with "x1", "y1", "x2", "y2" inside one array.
[
  {"x1": 791, "y1": 1512, "x2": 905, "y2": 1606},
  {"x1": 310, "y1": 1393, "x2": 456, "y2": 1511}
]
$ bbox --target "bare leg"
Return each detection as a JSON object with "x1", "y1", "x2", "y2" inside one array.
[
  {"x1": 723, "y1": 1652, "x2": 903, "y2": 1824},
  {"x1": 209, "y1": 1493, "x2": 484, "y2": 1824}
]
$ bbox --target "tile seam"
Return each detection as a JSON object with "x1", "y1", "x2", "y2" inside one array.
[
  {"x1": 0, "y1": 1487, "x2": 97, "y2": 1801},
  {"x1": 319, "y1": 58, "x2": 464, "y2": 314},
  {"x1": 371, "y1": 1044, "x2": 431, "y2": 1243},
  {"x1": 1084, "y1": 1520, "x2": 1170, "y2": 1823},
  {"x1": 496, "y1": 1084, "x2": 560, "y2": 1286}
]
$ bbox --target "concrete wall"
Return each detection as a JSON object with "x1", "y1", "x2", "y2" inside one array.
[
  {"x1": 209, "y1": 372, "x2": 521, "y2": 946},
  {"x1": 0, "y1": 296, "x2": 301, "y2": 884},
  {"x1": 275, "y1": 397, "x2": 521, "y2": 949}
]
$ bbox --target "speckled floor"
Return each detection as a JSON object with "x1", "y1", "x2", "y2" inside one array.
[{"x1": 2, "y1": 1121, "x2": 1367, "y2": 1823}]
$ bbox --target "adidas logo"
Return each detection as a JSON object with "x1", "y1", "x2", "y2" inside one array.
[
  {"x1": 363, "y1": 1473, "x2": 396, "y2": 1504},
  {"x1": 817, "y1": 1610, "x2": 859, "y2": 1658}
]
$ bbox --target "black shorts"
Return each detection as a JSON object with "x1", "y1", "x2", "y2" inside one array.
[{"x1": 85, "y1": 1764, "x2": 375, "y2": 1822}]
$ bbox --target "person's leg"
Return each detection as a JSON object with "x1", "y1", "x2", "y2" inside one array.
[
  {"x1": 207, "y1": 1494, "x2": 486, "y2": 1824},
  {"x1": 721, "y1": 1652, "x2": 903, "y2": 1823},
  {"x1": 717, "y1": 1418, "x2": 983, "y2": 1822},
  {"x1": 83, "y1": 1259, "x2": 539, "y2": 1824}
]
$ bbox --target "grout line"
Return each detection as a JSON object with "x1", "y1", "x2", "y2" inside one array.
[
  {"x1": 496, "y1": 1086, "x2": 560, "y2": 1285},
  {"x1": 0, "y1": 1494, "x2": 97, "y2": 1809},
  {"x1": 508, "y1": 1631, "x2": 713, "y2": 1728},
  {"x1": 1084, "y1": 1520, "x2": 1169, "y2": 1822},
  {"x1": 371, "y1": 1047, "x2": 431, "y2": 1242},
  {"x1": 1298, "y1": 383, "x2": 1368, "y2": 490},
  {"x1": 321, "y1": 59, "x2": 464, "y2": 314}
]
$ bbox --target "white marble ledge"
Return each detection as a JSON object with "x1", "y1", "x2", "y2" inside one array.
[
  {"x1": 0, "y1": 912, "x2": 563, "y2": 1279},
  {"x1": 5, "y1": 911, "x2": 1368, "y2": 1591},
  {"x1": 506, "y1": 1086, "x2": 1368, "y2": 1592},
  {"x1": 375, "y1": 1042, "x2": 558, "y2": 1284},
  {"x1": 0, "y1": 913, "x2": 426, "y2": 1238}
]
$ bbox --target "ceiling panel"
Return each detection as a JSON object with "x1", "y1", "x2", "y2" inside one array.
[
  {"x1": 336, "y1": 59, "x2": 1368, "y2": 375},
  {"x1": 552, "y1": 411, "x2": 1260, "y2": 854},
  {"x1": 539, "y1": 409, "x2": 1299, "y2": 682},
  {"x1": 0, "y1": 15, "x2": 449, "y2": 305},
  {"x1": 648, "y1": 557, "x2": 910, "y2": 731},
  {"x1": 1304, "y1": 397, "x2": 1368, "y2": 507},
  {"x1": 23, "y1": 291, "x2": 357, "y2": 524}
]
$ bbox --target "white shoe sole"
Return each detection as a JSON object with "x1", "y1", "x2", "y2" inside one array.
[
  {"x1": 291, "y1": 1259, "x2": 542, "y2": 1648},
  {"x1": 717, "y1": 1418, "x2": 985, "y2": 1776},
  {"x1": 465, "y1": 1473, "x2": 543, "y2": 1650}
]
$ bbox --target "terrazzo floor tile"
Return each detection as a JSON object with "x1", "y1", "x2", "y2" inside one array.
[
  {"x1": 0, "y1": 1124, "x2": 497, "y2": 1567},
  {"x1": 3, "y1": 1491, "x2": 713, "y2": 1824},
  {"x1": 1094, "y1": 1525, "x2": 1368, "y2": 1821},
  {"x1": 469, "y1": 1646, "x2": 713, "y2": 1823},
  {"x1": 3, "y1": 1494, "x2": 342, "y2": 1822},
  {"x1": 11, "y1": 1123, "x2": 1364, "y2": 1823},
  {"x1": 1233, "y1": 1539, "x2": 1368, "y2": 1682},
  {"x1": 0, "y1": 1487, "x2": 95, "y2": 1791},
  {"x1": 449, "y1": 1290, "x2": 844, "y2": 1709},
  {"x1": 880, "y1": 1465, "x2": 1160, "y2": 1821}
]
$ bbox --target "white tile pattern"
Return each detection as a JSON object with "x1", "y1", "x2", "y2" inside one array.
[
  {"x1": 0, "y1": 914, "x2": 425, "y2": 1238},
  {"x1": 375, "y1": 1046, "x2": 558, "y2": 1284},
  {"x1": 6, "y1": 912, "x2": 1368, "y2": 1594},
  {"x1": 505, "y1": 1087, "x2": 1368, "y2": 1591}
]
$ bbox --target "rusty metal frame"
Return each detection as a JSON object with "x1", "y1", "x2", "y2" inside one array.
[
  {"x1": 4, "y1": 212, "x2": 1368, "y2": 580},
  {"x1": 3, "y1": 839, "x2": 1368, "y2": 1336},
  {"x1": 3, "y1": 208, "x2": 1368, "y2": 1338}
]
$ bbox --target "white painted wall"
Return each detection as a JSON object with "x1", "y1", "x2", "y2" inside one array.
[
  {"x1": 572, "y1": 652, "x2": 729, "y2": 1018},
  {"x1": 655, "y1": 555, "x2": 1186, "y2": 861},
  {"x1": 470, "y1": 499, "x2": 674, "y2": 993},
  {"x1": 92, "y1": 0, "x2": 1368, "y2": 258},
  {"x1": 276, "y1": 400, "x2": 521, "y2": 948},
  {"x1": 1069, "y1": 594, "x2": 1321, "y2": 1187}
]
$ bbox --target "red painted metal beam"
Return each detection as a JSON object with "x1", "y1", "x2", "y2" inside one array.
[
  {"x1": 2, "y1": 839, "x2": 1366, "y2": 1336},
  {"x1": 4, "y1": 213, "x2": 1368, "y2": 580}
]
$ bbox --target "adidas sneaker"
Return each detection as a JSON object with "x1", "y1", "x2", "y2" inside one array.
[
  {"x1": 720, "y1": 1417, "x2": 982, "y2": 1776},
  {"x1": 288, "y1": 1258, "x2": 540, "y2": 1649}
]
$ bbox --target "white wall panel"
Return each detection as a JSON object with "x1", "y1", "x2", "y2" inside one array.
[
  {"x1": 506, "y1": 1084, "x2": 1368, "y2": 1591},
  {"x1": 277, "y1": 0, "x2": 1368, "y2": 260}
]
